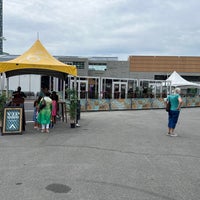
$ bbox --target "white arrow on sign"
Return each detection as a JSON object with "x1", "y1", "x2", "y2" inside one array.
[{"x1": 9, "y1": 124, "x2": 16, "y2": 129}]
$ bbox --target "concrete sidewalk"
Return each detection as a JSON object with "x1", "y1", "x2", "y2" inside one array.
[{"x1": 0, "y1": 108, "x2": 200, "y2": 200}]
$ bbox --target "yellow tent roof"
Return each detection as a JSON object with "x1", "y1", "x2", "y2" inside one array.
[{"x1": 0, "y1": 40, "x2": 77, "y2": 78}]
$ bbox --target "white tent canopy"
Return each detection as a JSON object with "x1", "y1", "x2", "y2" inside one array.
[{"x1": 166, "y1": 71, "x2": 200, "y2": 88}]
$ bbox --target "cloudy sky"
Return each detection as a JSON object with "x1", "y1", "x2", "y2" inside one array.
[{"x1": 2, "y1": 0, "x2": 200, "y2": 60}]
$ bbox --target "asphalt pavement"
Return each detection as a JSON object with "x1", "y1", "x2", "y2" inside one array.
[{"x1": 0, "y1": 107, "x2": 200, "y2": 200}]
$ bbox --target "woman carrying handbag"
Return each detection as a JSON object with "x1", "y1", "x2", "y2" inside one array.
[{"x1": 166, "y1": 88, "x2": 183, "y2": 137}]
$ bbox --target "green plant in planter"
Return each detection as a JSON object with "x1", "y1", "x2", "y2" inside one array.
[
  {"x1": 66, "y1": 88, "x2": 77, "y2": 127},
  {"x1": 0, "y1": 94, "x2": 7, "y2": 125}
]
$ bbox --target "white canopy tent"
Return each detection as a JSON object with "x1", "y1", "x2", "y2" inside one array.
[{"x1": 166, "y1": 71, "x2": 200, "y2": 88}]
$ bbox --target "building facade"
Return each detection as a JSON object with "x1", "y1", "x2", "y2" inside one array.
[
  {"x1": 129, "y1": 56, "x2": 200, "y2": 81},
  {"x1": 1, "y1": 54, "x2": 200, "y2": 112},
  {"x1": 55, "y1": 55, "x2": 200, "y2": 83},
  {"x1": 1, "y1": 54, "x2": 200, "y2": 93}
]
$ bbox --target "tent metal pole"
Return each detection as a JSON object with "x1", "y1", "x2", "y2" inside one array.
[
  {"x1": 6, "y1": 77, "x2": 9, "y2": 98},
  {"x1": 74, "y1": 76, "x2": 77, "y2": 124},
  {"x1": 49, "y1": 76, "x2": 52, "y2": 92},
  {"x1": 0, "y1": 73, "x2": 2, "y2": 94},
  {"x1": 63, "y1": 79, "x2": 65, "y2": 101}
]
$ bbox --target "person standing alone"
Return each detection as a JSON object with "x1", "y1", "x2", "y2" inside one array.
[{"x1": 167, "y1": 87, "x2": 183, "y2": 137}]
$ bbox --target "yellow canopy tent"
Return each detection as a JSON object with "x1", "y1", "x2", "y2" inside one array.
[{"x1": 0, "y1": 39, "x2": 77, "y2": 79}]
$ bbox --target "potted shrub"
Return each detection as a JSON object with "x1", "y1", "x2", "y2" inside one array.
[
  {"x1": 66, "y1": 88, "x2": 77, "y2": 128},
  {"x1": 0, "y1": 94, "x2": 7, "y2": 128}
]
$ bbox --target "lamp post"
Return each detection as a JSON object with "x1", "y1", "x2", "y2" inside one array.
[{"x1": 0, "y1": 36, "x2": 6, "y2": 55}]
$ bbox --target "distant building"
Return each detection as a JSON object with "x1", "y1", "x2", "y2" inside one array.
[
  {"x1": 57, "y1": 55, "x2": 200, "y2": 82},
  {"x1": 1, "y1": 54, "x2": 200, "y2": 88},
  {"x1": 128, "y1": 56, "x2": 200, "y2": 82}
]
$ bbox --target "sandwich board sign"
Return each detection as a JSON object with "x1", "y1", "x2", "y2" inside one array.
[{"x1": 2, "y1": 107, "x2": 23, "y2": 135}]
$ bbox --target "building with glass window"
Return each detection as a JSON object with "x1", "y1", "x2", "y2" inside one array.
[
  {"x1": 1, "y1": 54, "x2": 200, "y2": 89},
  {"x1": 1, "y1": 53, "x2": 200, "y2": 103},
  {"x1": 55, "y1": 55, "x2": 200, "y2": 83}
]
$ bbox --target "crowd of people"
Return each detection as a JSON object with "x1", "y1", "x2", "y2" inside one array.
[{"x1": 12, "y1": 85, "x2": 182, "y2": 136}]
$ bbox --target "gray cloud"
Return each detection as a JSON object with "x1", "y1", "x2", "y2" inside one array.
[{"x1": 2, "y1": 0, "x2": 200, "y2": 60}]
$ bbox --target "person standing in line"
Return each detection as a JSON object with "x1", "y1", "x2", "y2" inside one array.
[
  {"x1": 37, "y1": 93, "x2": 52, "y2": 133},
  {"x1": 51, "y1": 97, "x2": 57, "y2": 128},
  {"x1": 33, "y1": 96, "x2": 42, "y2": 129},
  {"x1": 12, "y1": 86, "x2": 27, "y2": 99},
  {"x1": 167, "y1": 87, "x2": 183, "y2": 137},
  {"x1": 50, "y1": 91, "x2": 58, "y2": 127},
  {"x1": 12, "y1": 86, "x2": 27, "y2": 131},
  {"x1": 33, "y1": 99, "x2": 39, "y2": 129}
]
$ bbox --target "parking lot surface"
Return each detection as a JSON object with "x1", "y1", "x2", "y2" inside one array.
[{"x1": 0, "y1": 108, "x2": 200, "y2": 200}]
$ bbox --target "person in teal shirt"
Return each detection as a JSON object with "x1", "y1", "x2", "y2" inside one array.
[{"x1": 167, "y1": 88, "x2": 183, "y2": 136}]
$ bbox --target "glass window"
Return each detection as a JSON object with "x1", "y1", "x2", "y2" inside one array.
[
  {"x1": 89, "y1": 63, "x2": 107, "y2": 71},
  {"x1": 73, "y1": 62, "x2": 85, "y2": 69},
  {"x1": 62, "y1": 61, "x2": 85, "y2": 69}
]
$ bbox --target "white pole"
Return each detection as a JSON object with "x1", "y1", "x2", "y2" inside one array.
[
  {"x1": 18, "y1": 75, "x2": 20, "y2": 86},
  {"x1": 6, "y1": 78, "x2": 9, "y2": 98},
  {"x1": 29, "y1": 75, "x2": 31, "y2": 92},
  {"x1": 73, "y1": 76, "x2": 76, "y2": 90}
]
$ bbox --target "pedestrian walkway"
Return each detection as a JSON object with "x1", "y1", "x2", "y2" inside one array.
[{"x1": 0, "y1": 108, "x2": 200, "y2": 200}]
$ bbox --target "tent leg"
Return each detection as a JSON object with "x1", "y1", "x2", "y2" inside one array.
[
  {"x1": 0, "y1": 73, "x2": 2, "y2": 94},
  {"x1": 63, "y1": 79, "x2": 65, "y2": 101},
  {"x1": 6, "y1": 77, "x2": 9, "y2": 98}
]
